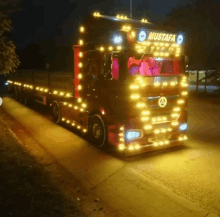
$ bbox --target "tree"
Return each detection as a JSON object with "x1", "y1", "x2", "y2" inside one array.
[{"x1": 0, "y1": 13, "x2": 20, "y2": 75}]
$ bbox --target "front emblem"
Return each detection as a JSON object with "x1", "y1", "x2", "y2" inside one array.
[{"x1": 158, "y1": 97, "x2": 167, "y2": 107}]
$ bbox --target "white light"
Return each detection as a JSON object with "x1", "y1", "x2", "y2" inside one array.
[
  {"x1": 126, "y1": 131, "x2": 141, "y2": 140},
  {"x1": 113, "y1": 35, "x2": 123, "y2": 44},
  {"x1": 139, "y1": 30, "x2": 147, "y2": 42},
  {"x1": 177, "y1": 34, "x2": 184, "y2": 45},
  {"x1": 179, "y1": 123, "x2": 187, "y2": 131}
]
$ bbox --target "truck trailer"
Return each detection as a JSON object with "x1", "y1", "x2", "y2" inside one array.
[{"x1": 8, "y1": 13, "x2": 188, "y2": 155}]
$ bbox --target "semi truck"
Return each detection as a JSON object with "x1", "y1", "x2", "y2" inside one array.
[{"x1": 8, "y1": 12, "x2": 188, "y2": 155}]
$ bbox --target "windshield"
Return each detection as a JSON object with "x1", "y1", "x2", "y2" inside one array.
[{"x1": 127, "y1": 56, "x2": 184, "y2": 76}]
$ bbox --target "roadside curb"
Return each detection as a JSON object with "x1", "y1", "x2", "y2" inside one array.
[{"x1": 1, "y1": 98, "x2": 219, "y2": 217}]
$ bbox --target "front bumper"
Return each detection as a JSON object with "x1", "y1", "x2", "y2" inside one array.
[{"x1": 124, "y1": 134, "x2": 187, "y2": 156}]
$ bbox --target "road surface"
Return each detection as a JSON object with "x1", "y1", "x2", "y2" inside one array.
[{"x1": 1, "y1": 95, "x2": 220, "y2": 217}]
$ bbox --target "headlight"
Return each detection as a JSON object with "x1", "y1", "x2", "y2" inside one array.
[
  {"x1": 179, "y1": 123, "x2": 187, "y2": 131},
  {"x1": 125, "y1": 130, "x2": 142, "y2": 140}
]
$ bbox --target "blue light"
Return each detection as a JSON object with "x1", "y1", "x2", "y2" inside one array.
[
  {"x1": 138, "y1": 30, "x2": 147, "y2": 42},
  {"x1": 126, "y1": 131, "x2": 141, "y2": 140},
  {"x1": 113, "y1": 35, "x2": 122, "y2": 44},
  {"x1": 177, "y1": 34, "x2": 184, "y2": 45},
  {"x1": 179, "y1": 123, "x2": 187, "y2": 131},
  {"x1": 5, "y1": 82, "x2": 8, "y2": 86}
]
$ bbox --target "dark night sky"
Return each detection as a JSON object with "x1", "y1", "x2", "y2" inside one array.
[{"x1": 11, "y1": 0, "x2": 195, "y2": 50}]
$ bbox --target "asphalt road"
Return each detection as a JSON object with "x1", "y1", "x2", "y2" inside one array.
[{"x1": 1, "y1": 94, "x2": 220, "y2": 216}]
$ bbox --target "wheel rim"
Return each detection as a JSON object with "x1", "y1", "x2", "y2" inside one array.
[{"x1": 93, "y1": 123, "x2": 101, "y2": 139}]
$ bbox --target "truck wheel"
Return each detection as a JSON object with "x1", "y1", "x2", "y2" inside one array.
[
  {"x1": 14, "y1": 88, "x2": 18, "y2": 101},
  {"x1": 52, "y1": 101, "x2": 61, "y2": 124},
  {"x1": 90, "y1": 114, "x2": 106, "y2": 147}
]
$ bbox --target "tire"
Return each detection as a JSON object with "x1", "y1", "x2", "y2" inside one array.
[
  {"x1": 17, "y1": 89, "x2": 22, "y2": 102},
  {"x1": 14, "y1": 88, "x2": 18, "y2": 101},
  {"x1": 52, "y1": 101, "x2": 61, "y2": 124},
  {"x1": 89, "y1": 114, "x2": 106, "y2": 147}
]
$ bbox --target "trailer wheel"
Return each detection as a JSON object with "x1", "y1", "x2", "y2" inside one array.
[
  {"x1": 52, "y1": 101, "x2": 61, "y2": 124},
  {"x1": 13, "y1": 88, "x2": 18, "y2": 100},
  {"x1": 90, "y1": 114, "x2": 106, "y2": 147}
]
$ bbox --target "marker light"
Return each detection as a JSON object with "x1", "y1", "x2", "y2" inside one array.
[
  {"x1": 138, "y1": 30, "x2": 147, "y2": 42},
  {"x1": 113, "y1": 35, "x2": 123, "y2": 44},
  {"x1": 5, "y1": 82, "x2": 8, "y2": 86},
  {"x1": 125, "y1": 131, "x2": 141, "y2": 140},
  {"x1": 177, "y1": 34, "x2": 184, "y2": 45},
  {"x1": 179, "y1": 123, "x2": 187, "y2": 131}
]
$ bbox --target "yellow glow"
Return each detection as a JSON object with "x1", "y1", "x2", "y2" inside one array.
[
  {"x1": 82, "y1": 103, "x2": 87, "y2": 108},
  {"x1": 80, "y1": 26, "x2": 84, "y2": 32},
  {"x1": 53, "y1": 90, "x2": 58, "y2": 94},
  {"x1": 62, "y1": 118, "x2": 65, "y2": 121},
  {"x1": 40, "y1": 88, "x2": 43, "y2": 91},
  {"x1": 165, "y1": 43, "x2": 169, "y2": 47},
  {"x1": 117, "y1": 46, "x2": 122, "y2": 50},
  {"x1": 68, "y1": 104, "x2": 72, "y2": 107},
  {"x1": 160, "y1": 52, "x2": 164, "y2": 56},
  {"x1": 30, "y1": 86, "x2": 33, "y2": 89},
  {"x1": 130, "y1": 84, "x2": 139, "y2": 89},
  {"x1": 152, "y1": 118, "x2": 156, "y2": 122},
  {"x1": 79, "y1": 52, "x2": 83, "y2": 57},
  {"x1": 66, "y1": 120, "x2": 70, "y2": 124},
  {"x1": 83, "y1": 129, "x2": 87, "y2": 133},
  {"x1": 63, "y1": 102, "x2": 67, "y2": 105},
  {"x1": 80, "y1": 108, "x2": 84, "y2": 112},
  {"x1": 170, "y1": 81, "x2": 176, "y2": 86},
  {"x1": 136, "y1": 102, "x2": 145, "y2": 108},
  {"x1": 178, "y1": 137, "x2": 183, "y2": 141},
  {"x1": 128, "y1": 145, "x2": 134, "y2": 151},
  {"x1": 175, "y1": 53, "x2": 180, "y2": 57},
  {"x1": 44, "y1": 89, "x2": 48, "y2": 92},
  {"x1": 142, "y1": 110, "x2": 150, "y2": 115},
  {"x1": 181, "y1": 83, "x2": 188, "y2": 87},
  {"x1": 78, "y1": 62, "x2": 83, "y2": 68},
  {"x1": 154, "y1": 42, "x2": 159, "y2": 46},
  {"x1": 144, "y1": 125, "x2": 152, "y2": 130},
  {"x1": 135, "y1": 144, "x2": 140, "y2": 150},
  {"x1": 154, "y1": 129, "x2": 160, "y2": 134},
  {"x1": 131, "y1": 31, "x2": 136, "y2": 37},
  {"x1": 163, "y1": 82, "x2": 168, "y2": 86},
  {"x1": 157, "y1": 117, "x2": 162, "y2": 121},
  {"x1": 160, "y1": 43, "x2": 164, "y2": 46},
  {"x1": 161, "y1": 129, "x2": 166, "y2": 133},
  {"x1": 171, "y1": 113, "x2": 179, "y2": 117},
  {"x1": 108, "y1": 46, "x2": 113, "y2": 51},
  {"x1": 141, "y1": 117, "x2": 149, "y2": 121},
  {"x1": 173, "y1": 107, "x2": 180, "y2": 112},
  {"x1": 74, "y1": 106, "x2": 78, "y2": 110},
  {"x1": 154, "y1": 82, "x2": 160, "y2": 86},
  {"x1": 153, "y1": 142, "x2": 158, "y2": 147},
  {"x1": 72, "y1": 122, "x2": 75, "y2": 126},
  {"x1": 165, "y1": 53, "x2": 169, "y2": 57},
  {"x1": 77, "y1": 125, "x2": 81, "y2": 129},
  {"x1": 167, "y1": 128, "x2": 172, "y2": 132},
  {"x1": 171, "y1": 121, "x2": 179, "y2": 126},
  {"x1": 159, "y1": 141, "x2": 164, "y2": 145},
  {"x1": 60, "y1": 92, "x2": 64, "y2": 96},
  {"x1": 183, "y1": 135, "x2": 188, "y2": 140},
  {"x1": 66, "y1": 93, "x2": 71, "y2": 97},
  {"x1": 78, "y1": 74, "x2": 82, "y2": 79},
  {"x1": 119, "y1": 138, "x2": 125, "y2": 142},
  {"x1": 119, "y1": 133, "x2": 124, "y2": 137},
  {"x1": 100, "y1": 47, "x2": 104, "y2": 51},
  {"x1": 154, "y1": 52, "x2": 159, "y2": 56},
  {"x1": 77, "y1": 98, "x2": 82, "y2": 103},
  {"x1": 131, "y1": 94, "x2": 140, "y2": 99},
  {"x1": 36, "y1": 87, "x2": 39, "y2": 90},
  {"x1": 165, "y1": 140, "x2": 169, "y2": 144},
  {"x1": 162, "y1": 117, "x2": 167, "y2": 121},
  {"x1": 177, "y1": 99, "x2": 184, "y2": 104},
  {"x1": 79, "y1": 39, "x2": 83, "y2": 45},
  {"x1": 120, "y1": 126, "x2": 124, "y2": 131},
  {"x1": 24, "y1": 84, "x2": 26, "y2": 87},
  {"x1": 181, "y1": 91, "x2": 188, "y2": 96},
  {"x1": 119, "y1": 144, "x2": 125, "y2": 150},
  {"x1": 78, "y1": 85, "x2": 82, "y2": 90}
]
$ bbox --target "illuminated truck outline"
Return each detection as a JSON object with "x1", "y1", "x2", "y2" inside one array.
[{"x1": 8, "y1": 12, "x2": 188, "y2": 155}]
